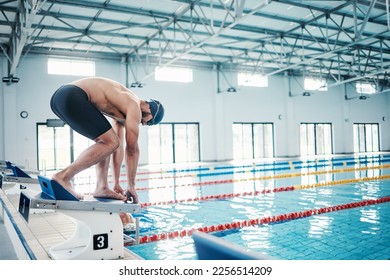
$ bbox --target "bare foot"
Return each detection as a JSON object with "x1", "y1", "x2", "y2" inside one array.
[
  {"x1": 93, "y1": 188, "x2": 126, "y2": 200},
  {"x1": 51, "y1": 174, "x2": 84, "y2": 200}
]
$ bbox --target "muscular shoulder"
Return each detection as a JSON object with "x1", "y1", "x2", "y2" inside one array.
[{"x1": 71, "y1": 77, "x2": 140, "y2": 121}]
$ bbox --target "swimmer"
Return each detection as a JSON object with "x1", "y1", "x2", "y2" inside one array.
[
  {"x1": 120, "y1": 212, "x2": 136, "y2": 233},
  {"x1": 50, "y1": 77, "x2": 165, "y2": 202}
]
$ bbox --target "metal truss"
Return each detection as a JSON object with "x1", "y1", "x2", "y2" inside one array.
[
  {"x1": 0, "y1": 0, "x2": 389, "y2": 93},
  {"x1": 1, "y1": 0, "x2": 46, "y2": 78}
]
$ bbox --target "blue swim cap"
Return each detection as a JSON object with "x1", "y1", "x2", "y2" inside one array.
[{"x1": 147, "y1": 99, "x2": 165, "y2": 125}]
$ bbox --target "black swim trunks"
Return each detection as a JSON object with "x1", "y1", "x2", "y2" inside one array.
[{"x1": 50, "y1": 85, "x2": 111, "y2": 140}]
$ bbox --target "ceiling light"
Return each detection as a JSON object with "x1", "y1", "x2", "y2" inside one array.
[{"x1": 2, "y1": 77, "x2": 20, "y2": 83}]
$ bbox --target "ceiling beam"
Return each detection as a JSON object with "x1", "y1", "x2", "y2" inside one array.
[{"x1": 7, "y1": 0, "x2": 44, "y2": 77}]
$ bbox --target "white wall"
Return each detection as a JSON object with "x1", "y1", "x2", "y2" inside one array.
[
  {"x1": 1, "y1": 55, "x2": 389, "y2": 169},
  {"x1": 0, "y1": 56, "x2": 4, "y2": 160}
]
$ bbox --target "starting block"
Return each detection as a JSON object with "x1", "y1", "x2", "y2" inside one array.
[
  {"x1": 0, "y1": 161, "x2": 39, "y2": 185},
  {"x1": 19, "y1": 175, "x2": 141, "y2": 260}
]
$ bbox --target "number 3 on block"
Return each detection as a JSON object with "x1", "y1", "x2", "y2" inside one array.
[{"x1": 93, "y1": 233, "x2": 109, "y2": 250}]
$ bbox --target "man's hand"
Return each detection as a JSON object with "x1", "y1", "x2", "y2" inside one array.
[
  {"x1": 114, "y1": 184, "x2": 124, "y2": 195},
  {"x1": 125, "y1": 187, "x2": 138, "y2": 204}
]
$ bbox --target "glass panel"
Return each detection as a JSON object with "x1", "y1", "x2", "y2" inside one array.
[
  {"x1": 353, "y1": 123, "x2": 380, "y2": 153},
  {"x1": 372, "y1": 124, "x2": 379, "y2": 151},
  {"x1": 38, "y1": 125, "x2": 55, "y2": 171},
  {"x1": 148, "y1": 125, "x2": 161, "y2": 164},
  {"x1": 173, "y1": 124, "x2": 200, "y2": 163},
  {"x1": 54, "y1": 126, "x2": 71, "y2": 169},
  {"x1": 358, "y1": 125, "x2": 365, "y2": 152},
  {"x1": 232, "y1": 124, "x2": 243, "y2": 160},
  {"x1": 263, "y1": 124, "x2": 274, "y2": 157},
  {"x1": 300, "y1": 124, "x2": 308, "y2": 156},
  {"x1": 155, "y1": 67, "x2": 193, "y2": 83},
  {"x1": 253, "y1": 124, "x2": 264, "y2": 158},
  {"x1": 253, "y1": 124, "x2": 274, "y2": 158},
  {"x1": 160, "y1": 125, "x2": 174, "y2": 164},
  {"x1": 307, "y1": 124, "x2": 315, "y2": 155},
  {"x1": 187, "y1": 124, "x2": 200, "y2": 162},
  {"x1": 365, "y1": 125, "x2": 373, "y2": 152},
  {"x1": 242, "y1": 124, "x2": 253, "y2": 159},
  {"x1": 73, "y1": 131, "x2": 94, "y2": 160},
  {"x1": 316, "y1": 124, "x2": 325, "y2": 155},
  {"x1": 353, "y1": 125, "x2": 359, "y2": 153},
  {"x1": 235, "y1": 123, "x2": 274, "y2": 160},
  {"x1": 304, "y1": 77, "x2": 327, "y2": 91},
  {"x1": 149, "y1": 123, "x2": 199, "y2": 164},
  {"x1": 323, "y1": 124, "x2": 332, "y2": 154},
  {"x1": 174, "y1": 124, "x2": 188, "y2": 163},
  {"x1": 237, "y1": 72, "x2": 268, "y2": 87},
  {"x1": 356, "y1": 82, "x2": 376, "y2": 94},
  {"x1": 37, "y1": 124, "x2": 71, "y2": 171},
  {"x1": 48, "y1": 59, "x2": 95, "y2": 76}
]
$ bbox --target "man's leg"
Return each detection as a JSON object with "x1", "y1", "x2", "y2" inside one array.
[
  {"x1": 52, "y1": 129, "x2": 121, "y2": 199},
  {"x1": 93, "y1": 152, "x2": 126, "y2": 200}
]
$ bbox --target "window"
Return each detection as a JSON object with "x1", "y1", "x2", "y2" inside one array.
[
  {"x1": 353, "y1": 123, "x2": 380, "y2": 153},
  {"x1": 300, "y1": 123, "x2": 332, "y2": 156},
  {"x1": 154, "y1": 66, "x2": 193, "y2": 83},
  {"x1": 237, "y1": 72, "x2": 268, "y2": 87},
  {"x1": 48, "y1": 58, "x2": 95, "y2": 76},
  {"x1": 37, "y1": 122, "x2": 95, "y2": 171},
  {"x1": 356, "y1": 82, "x2": 376, "y2": 94},
  {"x1": 233, "y1": 123, "x2": 274, "y2": 160},
  {"x1": 304, "y1": 77, "x2": 327, "y2": 91},
  {"x1": 148, "y1": 123, "x2": 200, "y2": 164},
  {"x1": 37, "y1": 123, "x2": 71, "y2": 171},
  {"x1": 37, "y1": 123, "x2": 97, "y2": 193}
]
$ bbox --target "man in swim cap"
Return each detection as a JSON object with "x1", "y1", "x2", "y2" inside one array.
[{"x1": 50, "y1": 77, "x2": 165, "y2": 202}]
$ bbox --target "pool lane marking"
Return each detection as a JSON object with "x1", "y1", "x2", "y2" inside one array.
[
  {"x1": 136, "y1": 195, "x2": 390, "y2": 244},
  {"x1": 134, "y1": 164, "x2": 390, "y2": 193},
  {"x1": 74, "y1": 156, "x2": 390, "y2": 187},
  {"x1": 134, "y1": 158, "x2": 390, "y2": 181},
  {"x1": 135, "y1": 154, "x2": 390, "y2": 176},
  {"x1": 139, "y1": 173, "x2": 390, "y2": 208},
  {"x1": 103, "y1": 155, "x2": 390, "y2": 182}
]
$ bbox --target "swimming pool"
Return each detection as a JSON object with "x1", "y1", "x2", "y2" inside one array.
[{"x1": 82, "y1": 154, "x2": 390, "y2": 260}]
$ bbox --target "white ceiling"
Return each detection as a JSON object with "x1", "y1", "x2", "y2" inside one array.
[{"x1": 0, "y1": 0, "x2": 389, "y2": 89}]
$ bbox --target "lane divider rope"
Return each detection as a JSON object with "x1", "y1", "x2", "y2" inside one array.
[
  {"x1": 134, "y1": 154, "x2": 390, "y2": 176},
  {"x1": 129, "y1": 159, "x2": 390, "y2": 182},
  {"x1": 139, "y1": 173, "x2": 390, "y2": 208},
  {"x1": 136, "y1": 195, "x2": 390, "y2": 244},
  {"x1": 74, "y1": 157, "x2": 390, "y2": 186},
  {"x1": 135, "y1": 163, "x2": 390, "y2": 192}
]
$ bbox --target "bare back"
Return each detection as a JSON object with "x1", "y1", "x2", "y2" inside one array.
[{"x1": 70, "y1": 77, "x2": 141, "y2": 123}]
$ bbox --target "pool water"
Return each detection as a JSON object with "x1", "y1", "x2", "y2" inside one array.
[{"x1": 85, "y1": 155, "x2": 390, "y2": 260}]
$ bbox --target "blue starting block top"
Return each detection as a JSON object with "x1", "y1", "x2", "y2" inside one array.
[
  {"x1": 38, "y1": 175, "x2": 79, "y2": 201},
  {"x1": 5, "y1": 161, "x2": 31, "y2": 178}
]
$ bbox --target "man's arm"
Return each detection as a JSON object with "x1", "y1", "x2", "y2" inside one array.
[
  {"x1": 111, "y1": 120, "x2": 125, "y2": 194},
  {"x1": 124, "y1": 114, "x2": 140, "y2": 204}
]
